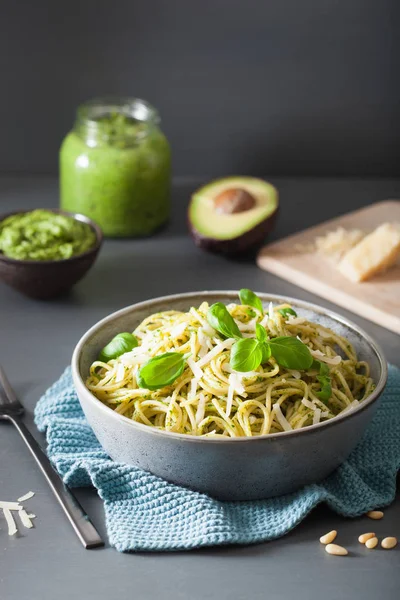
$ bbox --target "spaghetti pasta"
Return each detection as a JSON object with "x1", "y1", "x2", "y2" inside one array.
[{"x1": 86, "y1": 299, "x2": 374, "y2": 438}]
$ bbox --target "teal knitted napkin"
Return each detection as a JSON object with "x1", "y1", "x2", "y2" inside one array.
[{"x1": 34, "y1": 365, "x2": 400, "y2": 552}]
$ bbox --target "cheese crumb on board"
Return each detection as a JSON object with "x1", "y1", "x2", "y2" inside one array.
[
  {"x1": 315, "y1": 227, "x2": 366, "y2": 263},
  {"x1": 338, "y1": 223, "x2": 400, "y2": 283}
]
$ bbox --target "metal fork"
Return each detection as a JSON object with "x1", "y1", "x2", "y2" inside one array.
[{"x1": 0, "y1": 365, "x2": 104, "y2": 549}]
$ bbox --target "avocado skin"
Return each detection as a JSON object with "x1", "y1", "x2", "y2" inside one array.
[{"x1": 188, "y1": 206, "x2": 278, "y2": 255}]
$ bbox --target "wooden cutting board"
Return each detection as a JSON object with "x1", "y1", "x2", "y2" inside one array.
[{"x1": 257, "y1": 200, "x2": 400, "y2": 334}]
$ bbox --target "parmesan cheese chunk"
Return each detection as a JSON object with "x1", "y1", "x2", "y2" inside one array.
[{"x1": 338, "y1": 223, "x2": 400, "y2": 282}]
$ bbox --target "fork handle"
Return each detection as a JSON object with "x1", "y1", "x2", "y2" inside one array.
[{"x1": 7, "y1": 415, "x2": 104, "y2": 549}]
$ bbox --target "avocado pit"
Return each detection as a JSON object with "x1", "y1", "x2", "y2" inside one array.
[{"x1": 214, "y1": 188, "x2": 257, "y2": 215}]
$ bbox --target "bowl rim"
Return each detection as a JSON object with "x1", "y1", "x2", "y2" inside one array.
[
  {"x1": 72, "y1": 291, "x2": 388, "y2": 443},
  {"x1": 0, "y1": 208, "x2": 103, "y2": 265}
]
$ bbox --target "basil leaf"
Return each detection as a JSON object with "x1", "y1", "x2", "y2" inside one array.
[
  {"x1": 278, "y1": 307, "x2": 297, "y2": 318},
  {"x1": 99, "y1": 332, "x2": 138, "y2": 362},
  {"x1": 315, "y1": 375, "x2": 332, "y2": 401},
  {"x1": 312, "y1": 359, "x2": 330, "y2": 376},
  {"x1": 239, "y1": 289, "x2": 263, "y2": 313},
  {"x1": 268, "y1": 336, "x2": 313, "y2": 370},
  {"x1": 230, "y1": 338, "x2": 263, "y2": 372},
  {"x1": 137, "y1": 352, "x2": 187, "y2": 390},
  {"x1": 255, "y1": 323, "x2": 267, "y2": 343},
  {"x1": 312, "y1": 360, "x2": 332, "y2": 400},
  {"x1": 260, "y1": 342, "x2": 271, "y2": 364},
  {"x1": 207, "y1": 303, "x2": 242, "y2": 339},
  {"x1": 319, "y1": 361, "x2": 330, "y2": 377}
]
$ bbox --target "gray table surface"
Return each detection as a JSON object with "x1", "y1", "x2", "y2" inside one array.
[{"x1": 1, "y1": 176, "x2": 399, "y2": 600}]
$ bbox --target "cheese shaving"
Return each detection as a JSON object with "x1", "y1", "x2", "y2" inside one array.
[
  {"x1": 3, "y1": 508, "x2": 18, "y2": 536},
  {"x1": 188, "y1": 378, "x2": 198, "y2": 401},
  {"x1": 302, "y1": 398, "x2": 317, "y2": 410},
  {"x1": 17, "y1": 491, "x2": 35, "y2": 503},
  {"x1": 187, "y1": 357, "x2": 203, "y2": 380},
  {"x1": 288, "y1": 369, "x2": 301, "y2": 379},
  {"x1": 310, "y1": 349, "x2": 342, "y2": 365},
  {"x1": 0, "y1": 501, "x2": 22, "y2": 510},
  {"x1": 170, "y1": 322, "x2": 187, "y2": 338},
  {"x1": 313, "y1": 408, "x2": 322, "y2": 425},
  {"x1": 268, "y1": 302, "x2": 275, "y2": 322},
  {"x1": 196, "y1": 338, "x2": 235, "y2": 368},
  {"x1": 272, "y1": 403, "x2": 292, "y2": 431},
  {"x1": 226, "y1": 374, "x2": 235, "y2": 417},
  {"x1": 195, "y1": 393, "x2": 206, "y2": 425},
  {"x1": 19, "y1": 509, "x2": 34, "y2": 529},
  {"x1": 287, "y1": 317, "x2": 306, "y2": 325}
]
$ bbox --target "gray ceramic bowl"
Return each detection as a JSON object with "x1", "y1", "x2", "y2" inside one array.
[{"x1": 72, "y1": 292, "x2": 387, "y2": 501}]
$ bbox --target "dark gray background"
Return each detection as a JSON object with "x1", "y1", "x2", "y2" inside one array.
[{"x1": 0, "y1": 0, "x2": 399, "y2": 177}]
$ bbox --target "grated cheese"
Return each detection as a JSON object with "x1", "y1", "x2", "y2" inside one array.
[
  {"x1": 187, "y1": 357, "x2": 203, "y2": 380},
  {"x1": 19, "y1": 509, "x2": 34, "y2": 529},
  {"x1": 315, "y1": 227, "x2": 365, "y2": 263},
  {"x1": 197, "y1": 328, "x2": 209, "y2": 358},
  {"x1": 302, "y1": 398, "x2": 317, "y2": 410},
  {"x1": 344, "y1": 399, "x2": 360, "y2": 412},
  {"x1": 0, "y1": 501, "x2": 21, "y2": 511},
  {"x1": 120, "y1": 350, "x2": 150, "y2": 367},
  {"x1": 226, "y1": 374, "x2": 235, "y2": 417},
  {"x1": 287, "y1": 317, "x2": 306, "y2": 326},
  {"x1": 310, "y1": 349, "x2": 342, "y2": 365},
  {"x1": 195, "y1": 393, "x2": 206, "y2": 425},
  {"x1": 17, "y1": 491, "x2": 35, "y2": 503},
  {"x1": 170, "y1": 322, "x2": 187, "y2": 339},
  {"x1": 313, "y1": 408, "x2": 322, "y2": 425},
  {"x1": 3, "y1": 508, "x2": 18, "y2": 536},
  {"x1": 268, "y1": 302, "x2": 275, "y2": 322},
  {"x1": 196, "y1": 339, "x2": 235, "y2": 368},
  {"x1": 115, "y1": 363, "x2": 126, "y2": 382},
  {"x1": 288, "y1": 369, "x2": 301, "y2": 379},
  {"x1": 188, "y1": 378, "x2": 199, "y2": 401},
  {"x1": 273, "y1": 403, "x2": 292, "y2": 431},
  {"x1": 236, "y1": 318, "x2": 257, "y2": 333}
]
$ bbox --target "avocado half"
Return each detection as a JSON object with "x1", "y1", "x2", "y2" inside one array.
[{"x1": 188, "y1": 176, "x2": 279, "y2": 255}]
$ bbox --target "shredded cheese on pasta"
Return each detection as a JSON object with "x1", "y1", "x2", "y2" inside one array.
[{"x1": 86, "y1": 301, "x2": 374, "y2": 438}]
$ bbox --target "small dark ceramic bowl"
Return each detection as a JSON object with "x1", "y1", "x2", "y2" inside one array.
[
  {"x1": 72, "y1": 292, "x2": 387, "y2": 501},
  {"x1": 0, "y1": 209, "x2": 102, "y2": 299}
]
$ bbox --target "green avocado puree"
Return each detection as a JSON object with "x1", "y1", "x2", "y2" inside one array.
[
  {"x1": 60, "y1": 111, "x2": 171, "y2": 237},
  {"x1": 0, "y1": 210, "x2": 96, "y2": 261}
]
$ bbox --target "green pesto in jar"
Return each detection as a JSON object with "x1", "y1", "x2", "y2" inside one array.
[
  {"x1": 59, "y1": 98, "x2": 171, "y2": 237},
  {"x1": 0, "y1": 210, "x2": 96, "y2": 261}
]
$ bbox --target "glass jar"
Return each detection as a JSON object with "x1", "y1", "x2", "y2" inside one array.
[{"x1": 59, "y1": 97, "x2": 171, "y2": 237}]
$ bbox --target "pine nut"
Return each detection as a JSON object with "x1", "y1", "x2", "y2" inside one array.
[
  {"x1": 358, "y1": 532, "x2": 376, "y2": 544},
  {"x1": 381, "y1": 537, "x2": 397, "y2": 550},
  {"x1": 366, "y1": 510, "x2": 384, "y2": 520},
  {"x1": 365, "y1": 536, "x2": 379, "y2": 549},
  {"x1": 320, "y1": 530, "x2": 337, "y2": 545},
  {"x1": 325, "y1": 543, "x2": 348, "y2": 556}
]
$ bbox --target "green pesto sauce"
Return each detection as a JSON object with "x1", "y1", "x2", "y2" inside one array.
[
  {"x1": 0, "y1": 209, "x2": 96, "y2": 261},
  {"x1": 60, "y1": 113, "x2": 171, "y2": 238}
]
